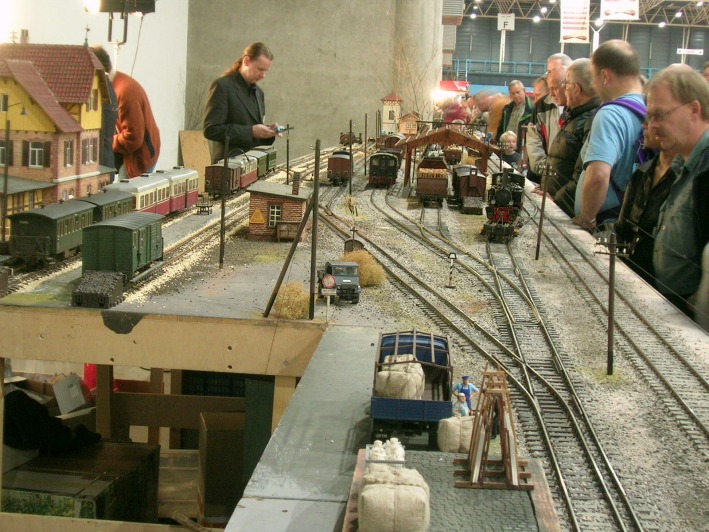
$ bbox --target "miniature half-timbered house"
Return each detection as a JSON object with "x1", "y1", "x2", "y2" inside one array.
[
  {"x1": 381, "y1": 92, "x2": 402, "y2": 135},
  {"x1": 247, "y1": 169, "x2": 311, "y2": 242},
  {"x1": 0, "y1": 43, "x2": 112, "y2": 235}
]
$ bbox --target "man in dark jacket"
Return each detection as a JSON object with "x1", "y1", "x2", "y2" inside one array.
[
  {"x1": 203, "y1": 42, "x2": 279, "y2": 163},
  {"x1": 526, "y1": 53, "x2": 572, "y2": 184},
  {"x1": 497, "y1": 80, "x2": 533, "y2": 152},
  {"x1": 547, "y1": 58, "x2": 600, "y2": 217}
]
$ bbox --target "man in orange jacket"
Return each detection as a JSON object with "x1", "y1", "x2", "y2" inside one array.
[{"x1": 111, "y1": 66, "x2": 161, "y2": 178}]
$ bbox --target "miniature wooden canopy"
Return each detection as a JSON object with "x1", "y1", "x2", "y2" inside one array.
[{"x1": 395, "y1": 126, "x2": 500, "y2": 184}]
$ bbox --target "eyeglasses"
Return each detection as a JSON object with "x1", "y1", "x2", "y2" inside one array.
[{"x1": 646, "y1": 102, "x2": 692, "y2": 124}]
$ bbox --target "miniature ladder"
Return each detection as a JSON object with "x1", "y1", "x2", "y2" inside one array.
[{"x1": 453, "y1": 365, "x2": 533, "y2": 490}]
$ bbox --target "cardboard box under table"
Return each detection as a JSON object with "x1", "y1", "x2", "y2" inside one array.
[{"x1": 2, "y1": 441, "x2": 159, "y2": 522}]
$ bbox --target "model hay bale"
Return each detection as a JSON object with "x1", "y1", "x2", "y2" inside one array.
[
  {"x1": 275, "y1": 281, "x2": 309, "y2": 319},
  {"x1": 358, "y1": 467, "x2": 430, "y2": 532},
  {"x1": 437, "y1": 415, "x2": 475, "y2": 453},
  {"x1": 374, "y1": 371, "x2": 423, "y2": 400}
]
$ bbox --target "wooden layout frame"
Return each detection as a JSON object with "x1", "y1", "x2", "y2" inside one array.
[{"x1": 0, "y1": 304, "x2": 325, "y2": 530}]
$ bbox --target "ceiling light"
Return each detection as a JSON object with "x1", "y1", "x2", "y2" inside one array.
[
  {"x1": 658, "y1": 21, "x2": 666, "y2": 28},
  {"x1": 470, "y1": 13, "x2": 477, "y2": 19},
  {"x1": 541, "y1": 6, "x2": 548, "y2": 13},
  {"x1": 698, "y1": 2, "x2": 705, "y2": 7},
  {"x1": 533, "y1": 15, "x2": 541, "y2": 23},
  {"x1": 674, "y1": 11, "x2": 682, "y2": 18}
]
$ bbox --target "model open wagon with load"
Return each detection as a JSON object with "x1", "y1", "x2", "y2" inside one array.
[
  {"x1": 371, "y1": 330, "x2": 453, "y2": 448},
  {"x1": 416, "y1": 156, "x2": 449, "y2": 204}
]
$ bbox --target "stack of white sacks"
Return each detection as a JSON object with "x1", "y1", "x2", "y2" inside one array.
[
  {"x1": 359, "y1": 438, "x2": 430, "y2": 532},
  {"x1": 437, "y1": 414, "x2": 475, "y2": 453},
  {"x1": 373, "y1": 354, "x2": 425, "y2": 400}
]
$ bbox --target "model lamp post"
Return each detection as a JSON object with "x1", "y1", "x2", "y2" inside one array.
[{"x1": 2, "y1": 96, "x2": 28, "y2": 249}]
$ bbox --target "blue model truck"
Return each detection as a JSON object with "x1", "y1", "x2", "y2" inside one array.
[{"x1": 370, "y1": 330, "x2": 453, "y2": 448}]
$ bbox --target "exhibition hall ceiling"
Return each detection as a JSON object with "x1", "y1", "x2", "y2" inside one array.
[{"x1": 464, "y1": 1, "x2": 709, "y2": 27}]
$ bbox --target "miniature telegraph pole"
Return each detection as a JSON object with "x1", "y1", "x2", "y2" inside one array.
[
  {"x1": 595, "y1": 231, "x2": 624, "y2": 375},
  {"x1": 445, "y1": 252, "x2": 457, "y2": 288},
  {"x1": 286, "y1": 123, "x2": 290, "y2": 184},
  {"x1": 349, "y1": 120, "x2": 354, "y2": 195},
  {"x1": 364, "y1": 113, "x2": 368, "y2": 177},
  {"x1": 309, "y1": 139, "x2": 320, "y2": 320},
  {"x1": 535, "y1": 164, "x2": 554, "y2": 261},
  {"x1": 219, "y1": 136, "x2": 229, "y2": 269}
]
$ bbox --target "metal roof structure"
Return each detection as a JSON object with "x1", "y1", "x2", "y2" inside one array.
[{"x1": 464, "y1": 0, "x2": 709, "y2": 28}]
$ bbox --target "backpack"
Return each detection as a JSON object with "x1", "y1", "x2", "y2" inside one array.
[
  {"x1": 597, "y1": 97, "x2": 656, "y2": 204},
  {"x1": 598, "y1": 97, "x2": 656, "y2": 166}
]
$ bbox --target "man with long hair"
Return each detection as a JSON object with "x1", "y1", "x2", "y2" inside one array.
[{"x1": 203, "y1": 42, "x2": 279, "y2": 163}]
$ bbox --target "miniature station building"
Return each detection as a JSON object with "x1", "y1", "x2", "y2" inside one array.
[
  {"x1": 247, "y1": 169, "x2": 311, "y2": 242},
  {"x1": 0, "y1": 43, "x2": 115, "y2": 243}
]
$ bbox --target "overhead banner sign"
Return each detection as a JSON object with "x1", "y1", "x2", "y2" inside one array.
[
  {"x1": 600, "y1": 0, "x2": 640, "y2": 21},
  {"x1": 678, "y1": 48, "x2": 704, "y2": 55},
  {"x1": 560, "y1": 0, "x2": 590, "y2": 44}
]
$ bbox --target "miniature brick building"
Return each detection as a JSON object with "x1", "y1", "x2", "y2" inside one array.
[
  {"x1": 0, "y1": 42, "x2": 112, "y2": 229},
  {"x1": 247, "y1": 168, "x2": 311, "y2": 242}
]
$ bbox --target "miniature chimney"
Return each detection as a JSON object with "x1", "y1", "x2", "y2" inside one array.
[
  {"x1": 292, "y1": 171, "x2": 300, "y2": 196},
  {"x1": 20, "y1": 29, "x2": 29, "y2": 44}
]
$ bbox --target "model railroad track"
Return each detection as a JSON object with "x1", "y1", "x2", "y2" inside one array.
[
  {"x1": 320, "y1": 198, "x2": 645, "y2": 531},
  {"x1": 419, "y1": 203, "x2": 442, "y2": 233},
  {"x1": 363, "y1": 188, "x2": 651, "y2": 530},
  {"x1": 527, "y1": 205, "x2": 709, "y2": 453},
  {"x1": 3, "y1": 255, "x2": 82, "y2": 296},
  {"x1": 124, "y1": 193, "x2": 252, "y2": 296}
]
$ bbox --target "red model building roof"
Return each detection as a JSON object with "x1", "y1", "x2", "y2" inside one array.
[
  {"x1": 381, "y1": 92, "x2": 403, "y2": 102},
  {"x1": 2, "y1": 59, "x2": 82, "y2": 133},
  {"x1": 0, "y1": 43, "x2": 104, "y2": 104}
]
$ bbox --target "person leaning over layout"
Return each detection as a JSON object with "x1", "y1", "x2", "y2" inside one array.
[
  {"x1": 646, "y1": 65, "x2": 709, "y2": 319},
  {"x1": 110, "y1": 54, "x2": 161, "y2": 178},
  {"x1": 573, "y1": 40, "x2": 645, "y2": 231}
]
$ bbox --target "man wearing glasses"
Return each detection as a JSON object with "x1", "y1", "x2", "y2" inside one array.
[
  {"x1": 647, "y1": 65, "x2": 709, "y2": 319},
  {"x1": 526, "y1": 53, "x2": 572, "y2": 186},
  {"x1": 573, "y1": 40, "x2": 644, "y2": 230}
]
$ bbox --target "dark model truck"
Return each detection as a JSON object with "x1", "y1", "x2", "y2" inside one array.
[
  {"x1": 317, "y1": 261, "x2": 361, "y2": 304},
  {"x1": 371, "y1": 330, "x2": 453, "y2": 448}
]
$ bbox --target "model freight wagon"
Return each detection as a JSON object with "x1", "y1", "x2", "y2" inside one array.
[
  {"x1": 81, "y1": 212, "x2": 164, "y2": 281},
  {"x1": 415, "y1": 156, "x2": 449, "y2": 204},
  {"x1": 371, "y1": 330, "x2": 453, "y2": 448}
]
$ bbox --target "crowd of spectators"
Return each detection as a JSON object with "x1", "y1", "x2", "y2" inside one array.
[
  {"x1": 455, "y1": 48, "x2": 708, "y2": 327},
  {"x1": 506, "y1": 46, "x2": 707, "y2": 327}
]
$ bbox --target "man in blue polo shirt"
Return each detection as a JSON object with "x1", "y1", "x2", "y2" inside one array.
[{"x1": 573, "y1": 40, "x2": 645, "y2": 230}]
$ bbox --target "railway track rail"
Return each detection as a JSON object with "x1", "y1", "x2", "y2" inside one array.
[
  {"x1": 376, "y1": 188, "x2": 652, "y2": 530},
  {"x1": 526, "y1": 203, "x2": 709, "y2": 453},
  {"x1": 317, "y1": 187, "x2": 647, "y2": 530}
]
